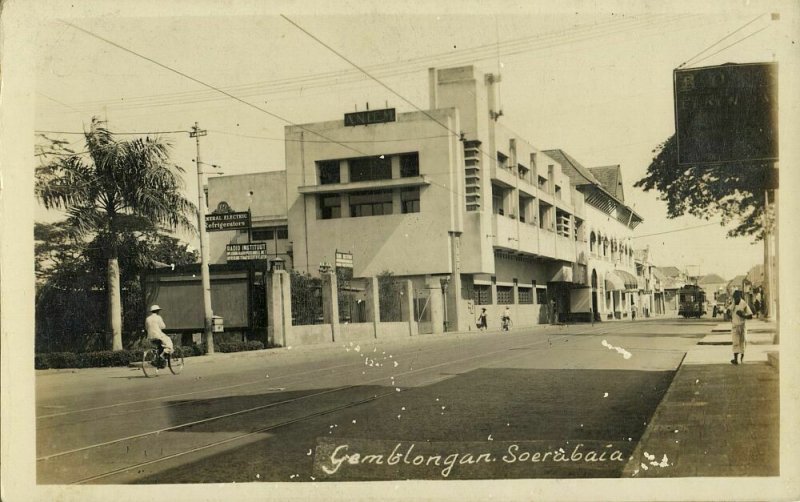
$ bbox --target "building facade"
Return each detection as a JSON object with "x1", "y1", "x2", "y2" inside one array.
[{"x1": 208, "y1": 65, "x2": 643, "y2": 331}]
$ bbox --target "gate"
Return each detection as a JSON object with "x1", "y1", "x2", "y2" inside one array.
[{"x1": 414, "y1": 288, "x2": 432, "y2": 334}]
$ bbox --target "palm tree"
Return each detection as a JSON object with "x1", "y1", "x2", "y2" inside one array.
[{"x1": 36, "y1": 118, "x2": 196, "y2": 351}]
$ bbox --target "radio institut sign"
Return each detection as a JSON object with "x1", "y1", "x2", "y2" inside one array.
[{"x1": 226, "y1": 243, "x2": 269, "y2": 262}]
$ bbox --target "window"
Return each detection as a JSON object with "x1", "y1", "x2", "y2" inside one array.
[
  {"x1": 536, "y1": 287, "x2": 548, "y2": 305},
  {"x1": 350, "y1": 190, "x2": 393, "y2": 217},
  {"x1": 538, "y1": 176, "x2": 548, "y2": 190},
  {"x1": 252, "y1": 226, "x2": 289, "y2": 240},
  {"x1": 252, "y1": 228, "x2": 274, "y2": 241},
  {"x1": 319, "y1": 194, "x2": 341, "y2": 219},
  {"x1": 518, "y1": 164, "x2": 529, "y2": 181},
  {"x1": 401, "y1": 187, "x2": 420, "y2": 213},
  {"x1": 497, "y1": 286, "x2": 513, "y2": 305},
  {"x1": 492, "y1": 184, "x2": 505, "y2": 215},
  {"x1": 317, "y1": 160, "x2": 340, "y2": 185},
  {"x1": 400, "y1": 153, "x2": 420, "y2": 177},
  {"x1": 518, "y1": 287, "x2": 533, "y2": 304},
  {"x1": 474, "y1": 285, "x2": 492, "y2": 305},
  {"x1": 555, "y1": 185, "x2": 562, "y2": 199},
  {"x1": 349, "y1": 156, "x2": 392, "y2": 182},
  {"x1": 497, "y1": 151, "x2": 509, "y2": 170}
]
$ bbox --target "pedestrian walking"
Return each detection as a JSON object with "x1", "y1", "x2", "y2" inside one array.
[
  {"x1": 631, "y1": 303, "x2": 637, "y2": 320},
  {"x1": 501, "y1": 307, "x2": 512, "y2": 331},
  {"x1": 730, "y1": 290, "x2": 753, "y2": 365},
  {"x1": 145, "y1": 305, "x2": 174, "y2": 356},
  {"x1": 477, "y1": 308, "x2": 488, "y2": 331},
  {"x1": 753, "y1": 298, "x2": 761, "y2": 319},
  {"x1": 550, "y1": 299, "x2": 558, "y2": 325}
]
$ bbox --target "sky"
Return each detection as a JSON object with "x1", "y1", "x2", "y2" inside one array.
[{"x1": 29, "y1": 1, "x2": 797, "y2": 280}]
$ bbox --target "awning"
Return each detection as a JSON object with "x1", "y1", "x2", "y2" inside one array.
[
  {"x1": 605, "y1": 272, "x2": 625, "y2": 291},
  {"x1": 605, "y1": 270, "x2": 638, "y2": 291}
]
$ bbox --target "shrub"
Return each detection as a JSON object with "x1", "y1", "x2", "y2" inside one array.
[{"x1": 78, "y1": 350, "x2": 142, "y2": 368}]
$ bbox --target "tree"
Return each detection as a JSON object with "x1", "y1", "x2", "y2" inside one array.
[
  {"x1": 34, "y1": 221, "x2": 199, "y2": 353},
  {"x1": 35, "y1": 118, "x2": 196, "y2": 351},
  {"x1": 634, "y1": 135, "x2": 775, "y2": 240}
]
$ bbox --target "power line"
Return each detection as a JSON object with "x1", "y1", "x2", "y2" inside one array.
[
  {"x1": 35, "y1": 129, "x2": 189, "y2": 135},
  {"x1": 679, "y1": 13, "x2": 767, "y2": 68},
  {"x1": 207, "y1": 129, "x2": 451, "y2": 144},
  {"x1": 690, "y1": 26, "x2": 771, "y2": 67},
  {"x1": 280, "y1": 15, "x2": 464, "y2": 141},
  {"x1": 632, "y1": 221, "x2": 719, "y2": 239},
  {"x1": 52, "y1": 13, "x2": 681, "y2": 114},
  {"x1": 61, "y1": 21, "x2": 368, "y2": 158}
]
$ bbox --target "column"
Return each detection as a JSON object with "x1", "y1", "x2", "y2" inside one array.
[
  {"x1": 322, "y1": 271, "x2": 340, "y2": 342},
  {"x1": 403, "y1": 280, "x2": 417, "y2": 336},
  {"x1": 365, "y1": 276, "x2": 380, "y2": 339},
  {"x1": 267, "y1": 269, "x2": 290, "y2": 348},
  {"x1": 427, "y1": 278, "x2": 444, "y2": 334}
]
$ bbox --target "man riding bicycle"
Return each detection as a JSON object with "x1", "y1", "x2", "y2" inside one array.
[{"x1": 145, "y1": 305, "x2": 173, "y2": 360}]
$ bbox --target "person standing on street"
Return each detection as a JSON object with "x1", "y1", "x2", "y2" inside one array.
[
  {"x1": 477, "y1": 308, "x2": 488, "y2": 331},
  {"x1": 501, "y1": 307, "x2": 512, "y2": 331},
  {"x1": 146, "y1": 305, "x2": 174, "y2": 355},
  {"x1": 631, "y1": 303, "x2": 637, "y2": 320},
  {"x1": 730, "y1": 290, "x2": 753, "y2": 365}
]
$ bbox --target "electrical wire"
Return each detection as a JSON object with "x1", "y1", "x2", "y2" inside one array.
[
  {"x1": 678, "y1": 13, "x2": 767, "y2": 68},
  {"x1": 632, "y1": 221, "x2": 720, "y2": 239},
  {"x1": 53, "y1": 13, "x2": 681, "y2": 114},
  {"x1": 61, "y1": 21, "x2": 369, "y2": 158},
  {"x1": 35, "y1": 129, "x2": 189, "y2": 135},
  {"x1": 689, "y1": 26, "x2": 771, "y2": 67}
]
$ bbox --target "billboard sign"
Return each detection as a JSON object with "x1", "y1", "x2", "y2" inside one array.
[
  {"x1": 674, "y1": 62, "x2": 777, "y2": 165},
  {"x1": 206, "y1": 211, "x2": 250, "y2": 231},
  {"x1": 344, "y1": 108, "x2": 396, "y2": 127},
  {"x1": 226, "y1": 243, "x2": 269, "y2": 262}
]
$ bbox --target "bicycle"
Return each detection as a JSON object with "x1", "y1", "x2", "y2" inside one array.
[
  {"x1": 501, "y1": 317, "x2": 513, "y2": 331},
  {"x1": 142, "y1": 340, "x2": 184, "y2": 377}
]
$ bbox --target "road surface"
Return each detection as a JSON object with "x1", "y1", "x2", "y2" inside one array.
[{"x1": 36, "y1": 318, "x2": 712, "y2": 484}]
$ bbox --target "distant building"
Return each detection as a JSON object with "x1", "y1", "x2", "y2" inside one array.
[{"x1": 697, "y1": 273, "x2": 727, "y2": 303}]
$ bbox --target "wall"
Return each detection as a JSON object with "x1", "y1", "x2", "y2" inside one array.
[{"x1": 285, "y1": 109, "x2": 464, "y2": 278}]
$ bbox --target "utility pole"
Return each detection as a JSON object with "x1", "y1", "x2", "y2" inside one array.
[{"x1": 190, "y1": 122, "x2": 215, "y2": 355}]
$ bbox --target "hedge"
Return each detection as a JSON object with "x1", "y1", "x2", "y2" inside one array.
[
  {"x1": 216, "y1": 340, "x2": 265, "y2": 353},
  {"x1": 35, "y1": 345, "x2": 204, "y2": 370}
]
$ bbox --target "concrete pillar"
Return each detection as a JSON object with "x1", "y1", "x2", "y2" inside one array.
[
  {"x1": 322, "y1": 271, "x2": 340, "y2": 342},
  {"x1": 402, "y1": 280, "x2": 417, "y2": 336},
  {"x1": 365, "y1": 276, "x2": 380, "y2": 338},
  {"x1": 427, "y1": 278, "x2": 444, "y2": 334},
  {"x1": 266, "y1": 269, "x2": 291, "y2": 348}
]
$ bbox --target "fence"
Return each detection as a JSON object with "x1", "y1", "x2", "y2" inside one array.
[
  {"x1": 290, "y1": 272, "x2": 323, "y2": 326},
  {"x1": 378, "y1": 273, "x2": 404, "y2": 322},
  {"x1": 337, "y1": 268, "x2": 367, "y2": 323}
]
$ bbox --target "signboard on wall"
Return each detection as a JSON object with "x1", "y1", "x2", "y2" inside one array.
[
  {"x1": 226, "y1": 243, "x2": 268, "y2": 262},
  {"x1": 206, "y1": 211, "x2": 250, "y2": 231},
  {"x1": 335, "y1": 251, "x2": 354, "y2": 269},
  {"x1": 674, "y1": 62, "x2": 778, "y2": 165},
  {"x1": 344, "y1": 108, "x2": 396, "y2": 127}
]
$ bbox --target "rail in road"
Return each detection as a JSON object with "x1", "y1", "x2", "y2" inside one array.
[{"x1": 36, "y1": 321, "x2": 700, "y2": 484}]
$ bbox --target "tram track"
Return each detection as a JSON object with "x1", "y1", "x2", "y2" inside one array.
[{"x1": 38, "y1": 332, "x2": 575, "y2": 484}]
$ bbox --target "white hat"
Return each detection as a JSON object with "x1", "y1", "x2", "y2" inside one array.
[{"x1": 150, "y1": 305, "x2": 162, "y2": 312}]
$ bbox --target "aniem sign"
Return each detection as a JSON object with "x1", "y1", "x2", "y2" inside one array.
[{"x1": 344, "y1": 108, "x2": 396, "y2": 127}]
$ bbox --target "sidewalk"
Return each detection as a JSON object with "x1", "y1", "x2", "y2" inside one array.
[{"x1": 623, "y1": 319, "x2": 779, "y2": 477}]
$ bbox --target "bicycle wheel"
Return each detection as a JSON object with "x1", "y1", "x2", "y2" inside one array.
[
  {"x1": 168, "y1": 347, "x2": 184, "y2": 375},
  {"x1": 142, "y1": 349, "x2": 160, "y2": 377}
]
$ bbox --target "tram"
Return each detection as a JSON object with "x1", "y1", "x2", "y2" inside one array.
[{"x1": 678, "y1": 284, "x2": 707, "y2": 318}]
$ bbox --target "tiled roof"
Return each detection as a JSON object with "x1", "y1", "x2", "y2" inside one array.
[
  {"x1": 698, "y1": 273, "x2": 726, "y2": 284},
  {"x1": 542, "y1": 149, "x2": 601, "y2": 187},
  {"x1": 589, "y1": 165, "x2": 624, "y2": 202},
  {"x1": 658, "y1": 266, "x2": 683, "y2": 278}
]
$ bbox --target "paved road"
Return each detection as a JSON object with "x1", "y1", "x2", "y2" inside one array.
[{"x1": 36, "y1": 318, "x2": 713, "y2": 484}]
